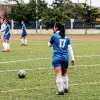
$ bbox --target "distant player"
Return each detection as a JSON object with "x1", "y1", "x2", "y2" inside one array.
[
  {"x1": 1, "y1": 19, "x2": 11, "y2": 52},
  {"x1": 48, "y1": 23, "x2": 75, "y2": 95},
  {"x1": 20, "y1": 21, "x2": 27, "y2": 46}
]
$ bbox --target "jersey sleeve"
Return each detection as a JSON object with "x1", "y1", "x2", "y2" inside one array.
[
  {"x1": 1, "y1": 24, "x2": 6, "y2": 32},
  {"x1": 50, "y1": 34, "x2": 55, "y2": 44},
  {"x1": 48, "y1": 34, "x2": 55, "y2": 47},
  {"x1": 67, "y1": 37, "x2": 71, "y2": 45},
  {"x1": 67, "y1": 37, "x2": 75, "y2": 61}
]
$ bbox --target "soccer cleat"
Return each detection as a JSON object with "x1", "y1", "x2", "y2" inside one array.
[
  {"x1": 6, "y1": 50, "x2": 10, "y2": 52},
  {"x1": 2, "y1": 50, "x2": 6, "y2": 52},
  {"x1": 56, "y1": 91, "x2": 64, "y2": 95},
  {"x1": 2, "y1": 50, "x2": 10, "y2": 52},
  {"x1": 64, "y1": 89, "x2": 69, "y2": 93},
  {"x1": 20, "y1": 44, "x2": 24, "y2": 46},
  {"x1": 24, "y1": 44, "x2": 27, "y2": 46}
]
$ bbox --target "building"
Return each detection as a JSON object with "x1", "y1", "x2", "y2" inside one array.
[
  {"x1": 0, "y1": 0, "x2": 24, "y2": 4},
  {"x1": 0, "y1": 0, "x2": 25, "y2": 19}
]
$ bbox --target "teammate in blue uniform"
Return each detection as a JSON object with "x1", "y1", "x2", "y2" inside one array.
[
  {"x1": 48, "y1": 23, "x2": 75, "y2": 95},
  {"x1": 1, "y1": 19, "x2": 11, "y2": 52},
  {"x1": 20, "y1": 21, "x2": 27, "y2": 46}
]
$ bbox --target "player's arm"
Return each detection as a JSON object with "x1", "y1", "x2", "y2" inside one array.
[
  {"x1": 67, "y1": 38, "x2": 75, "y2": 65},
  {"x1": 24, "y1": 25, "x2": 27, "y2": 34},
  {"x1": 1, "y1": 25, "x2": 6, "y2": 33},
  {"x1": 68, "y1": 44, "x2": 75, "y2": 65},
  {"x1": 48, "y1": 35, "x2": 55, "y2": 47},
  {"x1": 48, "y1": 41, "x2": 52, "y2": 47},
  {"x1": 68, "y1": 45, "x2": 75, "y2": 60}
]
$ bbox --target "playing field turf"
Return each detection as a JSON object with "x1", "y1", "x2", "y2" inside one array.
[{"x1": 0, "y1": 34, "x2": 100, "y2": 100}]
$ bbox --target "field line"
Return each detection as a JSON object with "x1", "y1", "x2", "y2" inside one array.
[
  {"x1": 76, "y1": 54, "x2": 100, "y2": 57},
  {"x1": 0, "y1": 54, "x2": 100, "y2": 64},
  {"x1": 73, "y1": 44, "x2": 86, "y2": 45},
  {"x1": 0, "y1": 63, "x2": 100, "y2": 73},
  {"x1": 0, "y1": 58, "x2": 51, "y2": 64},
  {"x1": 0, "y1": 67, "x2": 51, "y2": 72},
  {"x1": 1, "y1": 81, "x2": 100, "y2": 93},
  {"x1": 70, "y1": 81, "x2": 100, "y2": 86}
]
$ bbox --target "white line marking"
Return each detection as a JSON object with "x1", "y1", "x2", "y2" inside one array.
[
  {"x1": 0, "y1": 67, "x2": 51, "y2": 73},
  {"x1": 0, "y1": 54, "x2": 100, "y2": 64},
  {"x1": 0, "y1": 58, "x2": 51, "y2": 64},
  {"x1": 70, "y1": 81, "x2": 100, "y2": 86},
  {"x1": 73, "y1": 44, "x2": 86, "y2": 45},
  {"x1": 76, "y1": 55, "x2": 100, "y2": 57},
  {"x1": 1, "y1": 81, "x2": 100, "y2": 93},
  {"x1": 71, "y1": 64, "x2": 100, "y2": 67},
  {"x1": 0, "y1": 63, "x2": 100, "y2": 73}
]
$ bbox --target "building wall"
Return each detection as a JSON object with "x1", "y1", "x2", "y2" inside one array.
[{"x1": 0, "y1": 4, "x2": 12, "y2": 19}]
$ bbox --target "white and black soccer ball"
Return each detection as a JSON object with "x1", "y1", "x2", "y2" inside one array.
[{"x1": 18, "y1": 70, "x2": 26, "y2": 78}]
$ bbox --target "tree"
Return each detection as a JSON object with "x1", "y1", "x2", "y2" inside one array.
[
  {"x1": 7, "y1": 0, "x2": 48, "y2": 22},
  {"x1": 4, "y1": 0, "x2": 100, "y2": 30},
  {"x1": 43, "y1": 0, "x2": 67, "y2": 25},
  {"x1": 81, "y1": 3, "x2": 99, "y2": 34},
  {"x1": 8, "y1": 0, "x2": 31, "y2": 21}
]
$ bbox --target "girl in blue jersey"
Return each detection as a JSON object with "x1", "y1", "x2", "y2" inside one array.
[
  {"x1": 20, "y1": 21, "x2": 27, "y2": 46},
  {"x1": 1, "y1": 19, "x2": 11, "y2": 52},
  {"x1": 48, "y1": 23, "x2": 75, "y2": 95}
]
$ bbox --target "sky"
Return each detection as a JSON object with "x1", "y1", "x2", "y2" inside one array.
[
  {"x1": 71, "y1": 0, "x2": 100, "y2": 7},
  {"x1": 45, "y1": 0, "x2": 100, "y2": 7},
  {"x1": 24, "y1": 0, "x2": 100, "y2": 7}
]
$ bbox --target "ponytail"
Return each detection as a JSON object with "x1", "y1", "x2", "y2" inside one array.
[
  {"x1": 54, "y1": 23, "x2": 65, "y2": 38},
  {"x1": 60, "y1": 24, "x2": 65, "y2": 38}
]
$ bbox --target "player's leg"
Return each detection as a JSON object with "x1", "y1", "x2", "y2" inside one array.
[
  {"x1": 52, "y1": 57, "x2": 64, "y2": 95},
  {"x1": 61, "y1": 61, "x2": 69, "y2": 93},
  {"x1": 5, "y1": 38, "x2": 10, "y2": 52},
  {"x1": 62, "y1": 68, "x2": 69, "y2": 93},
  {"x1": 54, "y1": 67, "x2": 64, "y2": 95},
  {"x1": 7, "y1": 40, "x2": 10, "y2": 52},
  {"x1": 24, "y1": 36, "x2": 27, "y2": 46},
  {"x1": 7, "y1": 34, "x2": 11, "y2": 51},
  {"x1": 1, "y1": 35, "x2": 6, "y2": 51},
  {"x1": 20, "y1": 36, "x2": 24, "y2": 46}
]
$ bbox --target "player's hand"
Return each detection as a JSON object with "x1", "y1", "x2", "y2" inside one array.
[{"x1": 71, "y1": 60, "x2": 75, "y2": 66}]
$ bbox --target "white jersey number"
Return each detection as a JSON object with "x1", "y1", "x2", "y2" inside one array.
[{"x1": 59, "y1": 39, "x2": 66, "y2": 48}]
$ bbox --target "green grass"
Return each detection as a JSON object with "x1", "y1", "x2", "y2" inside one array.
[{"x1": 0, "y1": 35, "x2": 100, "y2": 100}]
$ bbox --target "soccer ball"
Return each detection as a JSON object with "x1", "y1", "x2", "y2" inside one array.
[{"x1": 18, "y1": 70, "x2": 26, "y2": 78}]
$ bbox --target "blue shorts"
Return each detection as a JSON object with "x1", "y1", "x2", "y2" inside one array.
[
  {"x1": 21, "y1": 34, "x2": 27, "y2": 37},
  {"x1": 4, "y1": 34, "x2": 11, "y2": 40},
  {"x1": 21, "y1": 31, "x2": 27, "y2": 37},
  {"x1": 52, "y1": 55, "x2": 69, "y2": 68}
]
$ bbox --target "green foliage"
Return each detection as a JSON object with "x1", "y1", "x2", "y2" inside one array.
[
  {"x1": 7, "y1": 0, "x2": 48, "y2": 21},
  {"x1": 82, "y1": 4, "x2": 99, "y2": 25},
  {"x1": 11, "y1": 4, "x2": 29, "y2": 21},
  {"x1": 41, "y1": 0, "x2": 69, "y2": 25},
  {"x1": 4, "y1": 0, "x2": 100, "y2": 26}
]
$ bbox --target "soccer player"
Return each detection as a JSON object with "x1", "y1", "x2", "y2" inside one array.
[
  {"x1": 1, "y1": 19, "x2": 11, "y2": 52},
  {"x1": 48, "y1": 23, "x2": 75, "y2": 95},
  {"x1": 20, "y1": 21, "x2": 27, "y2": 46}
]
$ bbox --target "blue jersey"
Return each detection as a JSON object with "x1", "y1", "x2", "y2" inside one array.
[
  {"x1": 5, "y1": 24, "x2": 10, "y2": 35},
  {"x1": 4, "y1": 24, "x2": 11, "y2": 40},
  {"x1": 49, "y1": 32, "x2": 70, "y2": 56},
  {"x1": 21, "y1": 24, "x2": 27, "y2": 36}
]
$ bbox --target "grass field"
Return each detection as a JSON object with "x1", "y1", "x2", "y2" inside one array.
[{"x1": 0, "y1": 34, "x2": 100, "y2": 100}]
